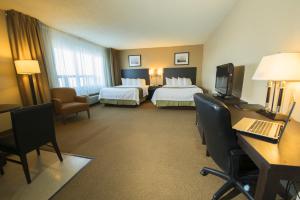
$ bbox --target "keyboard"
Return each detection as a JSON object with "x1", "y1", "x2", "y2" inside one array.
[{"x1": 247, "y1": 120, "x2": 273, "y2": 136}]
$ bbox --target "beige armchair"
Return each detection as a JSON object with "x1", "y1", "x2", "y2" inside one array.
[{"x1": 50, "y1": 88, "x2": 90, "y2": 121}]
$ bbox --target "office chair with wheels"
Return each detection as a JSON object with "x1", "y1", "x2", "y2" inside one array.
[
  {"x1": 0, "y1": 103, "x2": 63, "y2": 184},
  {"x1": 194, "y1": 93, "x2": 257, "y2": 200}
]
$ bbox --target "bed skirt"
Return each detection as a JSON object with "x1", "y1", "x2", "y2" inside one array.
[
  {"x1": 155, "y1": 100, "x2": 195, "y2": 107},
  {"x1": 100, "y1": 96, "x2": 147, "y2": 106}
]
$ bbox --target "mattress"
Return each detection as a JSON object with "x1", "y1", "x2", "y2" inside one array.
[
  {"x1": 151, "y1": 85, "x2": 203, "y2": 107},
  {"x1": 99, "y1": 85, "x2": 149, "y2": 105}
]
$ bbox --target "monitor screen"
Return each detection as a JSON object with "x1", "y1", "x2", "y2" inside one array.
[{"x1": 215, "y1": 63, "x2": 234, "y2": 96}]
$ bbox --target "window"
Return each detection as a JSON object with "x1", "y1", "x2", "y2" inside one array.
[{"x1": 40, "y1": 24, "x2": 112, "y2": 95}]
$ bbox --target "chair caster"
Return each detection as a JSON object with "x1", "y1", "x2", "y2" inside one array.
[{"x1": 200, "y1": 169, "x2": 208, "y2": 176}]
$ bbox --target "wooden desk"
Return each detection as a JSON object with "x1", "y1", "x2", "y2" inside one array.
[
  {"x1": 229, "y1": 105, "x2": 300, "y2": 200},
  {"x1": 0, "y1": 104, "x2": 20, "y2": 114}
]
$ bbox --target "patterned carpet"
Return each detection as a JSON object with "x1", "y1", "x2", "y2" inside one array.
[{"x1": 51, "y1": 102, "x2": 246, "y2": 200}]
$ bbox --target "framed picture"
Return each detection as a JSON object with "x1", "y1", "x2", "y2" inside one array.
[
  {"x1": 128, "y1": 55, "x2": 141, "y2": 67},
  {"x1": 174, "y1": 52, "x2": 189, "y2": 65}
]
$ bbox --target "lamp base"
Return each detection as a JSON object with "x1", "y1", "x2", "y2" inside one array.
[{"x1": 256, "y1": 109, "x2": 287, "y2": 121}]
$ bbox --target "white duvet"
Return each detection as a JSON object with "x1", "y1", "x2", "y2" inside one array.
[
  {"x1": 99, "y1": 85, "x2": 149, "y2": 105},
  {"x1": 151, "y1": 85, "x2": 203, "y2": 105}
]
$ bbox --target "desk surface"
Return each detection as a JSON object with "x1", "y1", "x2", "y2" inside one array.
[
  {"x1": 229, "y1": 106, "x2": 300, "y2": 167},
  {"x1": 0, "y1": 104, "x2": 20, "y2": 114},
  {"x1": 228, "y1": 104, "x2": 300, "y2": 200}
]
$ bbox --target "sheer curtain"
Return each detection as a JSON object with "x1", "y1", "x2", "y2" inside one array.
[{"x1": 39, "y1": 23, "x2": 112, "y2": 96}]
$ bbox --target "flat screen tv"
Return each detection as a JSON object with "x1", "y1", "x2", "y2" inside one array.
[{"x1": 215, "y1": 63, "x2": 234, "y2": 97}]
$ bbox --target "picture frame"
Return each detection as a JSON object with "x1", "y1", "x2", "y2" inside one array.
[
  {"x1": 128, "y1": 55, "x2": 141, "y2": 67},
  {"x1": 174, "y1": 52, "x2": 189, "y2": 65}
]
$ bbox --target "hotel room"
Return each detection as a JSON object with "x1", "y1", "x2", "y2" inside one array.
[{"x1": 0, "y1": 0, "x2": 300, "y2": 199}]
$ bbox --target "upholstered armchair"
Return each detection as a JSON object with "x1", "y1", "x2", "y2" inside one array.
[{"x1": 50, "y1": 88, "x2": 90, "y2": 121}]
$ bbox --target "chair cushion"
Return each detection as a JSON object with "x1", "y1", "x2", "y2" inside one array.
[{"x1": 61, "y1": 102, "x2": 89, "y2": 115}]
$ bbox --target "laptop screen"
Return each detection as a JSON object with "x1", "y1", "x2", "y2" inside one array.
[{"x1": 278, "y1": 101, "x2": 296, "y2": 140}]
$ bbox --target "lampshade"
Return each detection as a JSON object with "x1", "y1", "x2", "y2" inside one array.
[
  {"x1": 157, "y1": 68, "x2": 163, "y2": 76},
  {"x1": 252, "y1": 53, "x2": 300, "y2": 81},
  {"x1": 149, "y1": 68, "x2": 154, "y2": 76},
  {"x1": 14, "y1": 60, "x2": 40, "y2": 74}
]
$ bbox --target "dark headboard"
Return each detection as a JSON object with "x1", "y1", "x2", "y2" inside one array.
[
  {"x1": 163, "y1": 67, "x2": 197, "y2": 85},
  {"x1": 121, "y1": 68, "x2": 150, "y2": 85}
]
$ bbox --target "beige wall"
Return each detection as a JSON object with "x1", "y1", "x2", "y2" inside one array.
[
  {"x1": 118, "y1": 45, "x2": 203, "y2": 86},
  {"x1": 0, "y1": 10, "x2": 22, "y2": 131},
  {"x1": 202, "y1": 0, "x2": 300, "y2": 121}
]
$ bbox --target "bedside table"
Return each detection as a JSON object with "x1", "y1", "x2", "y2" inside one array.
[{"x1": 148, "y1": 85, "x2": 162, "y2": 100}]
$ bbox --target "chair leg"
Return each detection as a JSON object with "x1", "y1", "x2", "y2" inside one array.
[
  {"x1": 200, "y1": 167, "x2": 230, "y2": 181},
  {"x1": 51, "y1": 140, "x2": 63, "y2": 162},
  {"x1": 206, "y1": 149, "x2": 210, "y2": 157},
  {"x1": 219, "y1": 188, "x2": 241, "y2": 200},
  {"x1": 212, "y1": 181, "x2": 235, "y2": 200},
  {"x1": 0, "y1": 167, "x2": 4, "y2": 175},
  {"x1": 36, "y1": 148, "x2": 40, "y2": 156},
  {"x1": 87, "y1": 110, "x2": 90, "y2": 119},
  {"x1": 19, "y1": 154, "x2": 31, "y2": 184}
]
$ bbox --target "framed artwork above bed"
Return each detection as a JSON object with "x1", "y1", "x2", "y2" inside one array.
[
  {"x1": 174, "y1": 52, "x2": 189, "y2": 65},
  {"x1": 128, "y1": 55, "x2": 141, "y2": 67}
]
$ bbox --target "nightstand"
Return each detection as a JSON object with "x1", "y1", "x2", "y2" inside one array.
[{"x1": 148, "y1": 85, "x2": 162, "y2": 100}]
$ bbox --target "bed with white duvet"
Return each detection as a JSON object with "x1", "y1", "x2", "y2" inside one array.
[
  {"x1": 151, "y1": 77, "x2": 203, "y2": 107},
  {"x1": 99, "y1": 78, "x2": 149, "y2": 106}
]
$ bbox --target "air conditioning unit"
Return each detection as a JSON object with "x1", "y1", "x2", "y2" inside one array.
[{"x1": 88, "y1": 94, "x2": 99, "y2": 105}]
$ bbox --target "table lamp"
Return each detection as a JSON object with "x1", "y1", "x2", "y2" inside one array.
[
  {"x1": 14, "y1": 60, "x2": 41, "y2": 105},
  {"x1": 253, "y1": 53, "x2": 300, "y2": 120},
  {"x1": 149, "y1": 68, "x2": 163, "y2": 86}
]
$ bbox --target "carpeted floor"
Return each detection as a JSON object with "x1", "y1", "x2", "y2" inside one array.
[{"x1": 51, "y1": 102, "x2": 245, "y2": 200}]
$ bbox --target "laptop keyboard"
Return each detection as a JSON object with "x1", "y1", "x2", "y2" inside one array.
[{"x1": 247, "y1": 120, "x2": 273, "y2": 136}]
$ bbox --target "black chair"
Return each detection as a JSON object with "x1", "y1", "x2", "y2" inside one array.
[
  {"x1": 194, "y1": 93, "x2": 257, "y2": 200},
  {"x1": 0, "y1": 103, "x2": 63, "y2": 184},
  {"x1": 0, "y1": 152, "x2": 5, "y2": 175}
]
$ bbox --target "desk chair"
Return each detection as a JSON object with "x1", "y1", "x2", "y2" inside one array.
[
  {"x1": 194, "y1": 93, "x2": 257, "y2": 200},
  {"x1": 0, "y1": 103, "x2": 63, "y2": 184}
]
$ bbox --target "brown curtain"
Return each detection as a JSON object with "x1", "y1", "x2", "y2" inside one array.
[
  {"x1": 109, "y1": 48, "x2": 121, "y2": 86},
  {"x1": 6, "y1": 10, "x2": 51, "y2": 105}
]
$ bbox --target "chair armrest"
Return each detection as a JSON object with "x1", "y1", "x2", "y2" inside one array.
[
  {"x1": 75, "y1": 96, "x2": 88, "y2": 103},
  {"x1": 52, "y1": 98, "x2": 62, "y2": 113}
]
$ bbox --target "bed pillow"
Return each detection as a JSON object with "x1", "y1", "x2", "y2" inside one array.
[
  {"x1": 121, "y1": 78, "x2": 126, "y2": 85},
  {"x1": 122, "y1": 78, "x2": 132, "y2": 85},
  {"x1": 171, "y1": 77, "x2": 178, "y2": 86},
  {"x1": 131, "y1": 78, "x2": 138, "y2": 85},
  {"x1": 183, "y1": 78, "x2": 192, "y2": 86},
  {"x1": 166, "y1": 77, "x2": 172, "y2": 85},
  {"x1": 137, "y1": 78, "x2": 146, "y2": 86},
  {"x1": 177, "y1": 77, "x2": 185, "y2": 86}
]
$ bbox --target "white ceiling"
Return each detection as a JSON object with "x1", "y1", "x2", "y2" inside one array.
[{"x1": 0, "y1": 0, "x2": 237, "y2": 49}]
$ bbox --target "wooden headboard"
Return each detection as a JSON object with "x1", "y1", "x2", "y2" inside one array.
[
  {"x1": 121, "y1": 68, "x2": 150, "y2": 85},
  {"x1": 163, "y1": 67, "x2": 197, "y2": 85}
]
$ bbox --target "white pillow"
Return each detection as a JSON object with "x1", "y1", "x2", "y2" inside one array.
[
  {"x1": 166, "y1": 77, "x2": 172, "y2": 85},
  {"x1": 121, "y1": 78, "x2": 126, "y2": 85},
  {"x1": 137, "y1": 78, "x2": 146, "y2": 86},
  {"x1": 177, "y1": 77, "x2": 184, "y2": 86},
  {"x1": 183, "y1": 78, "x2": 192, "y2": 86},
  {"x1": 171, "y1": 77, "x2": 178, "y2": 86}
]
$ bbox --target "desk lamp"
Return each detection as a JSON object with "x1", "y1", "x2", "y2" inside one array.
[{"x1": 253, "y1": 53, "x2": 300, "y2": 120}]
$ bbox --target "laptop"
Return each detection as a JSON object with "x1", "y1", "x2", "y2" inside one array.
[{"x1": 233, "y1": 101, "x2": 296, "y2": 143}]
